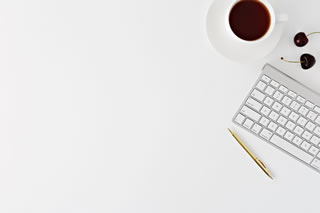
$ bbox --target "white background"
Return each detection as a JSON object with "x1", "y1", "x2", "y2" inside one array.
[{"x1": 1, "y1": 0, "x2": 320, "y2": 212}]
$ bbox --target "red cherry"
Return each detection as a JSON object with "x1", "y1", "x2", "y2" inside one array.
[
  {"x1": 300, "y1": 54, "x2": 316, "y2": 69},
  {"x1": 281, "y1": 54, "x2": 316, "y2": 70},
  {"x1": 294, "y1": 32, "x2": 308, "y2": 47},
  {"x1": 294, "y1": 32, "x2": 320, "y2": 47}
]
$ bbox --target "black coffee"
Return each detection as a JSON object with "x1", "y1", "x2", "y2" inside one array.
[{"x1": 229, "y1": 0, "x2": 271, "y2": 41}]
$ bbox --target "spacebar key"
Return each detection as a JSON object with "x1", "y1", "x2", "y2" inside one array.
[{"x1": 270, "y1": 135, "x2": 313, "y2": 164}]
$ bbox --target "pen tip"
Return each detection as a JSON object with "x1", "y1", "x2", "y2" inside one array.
[{"x1": 228, "y1": 128, "x2": 233, "y2": 134}]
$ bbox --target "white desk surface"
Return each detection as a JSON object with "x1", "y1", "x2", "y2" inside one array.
[{"x1": 1, "y1": 0, "x2": 320, "y2": 212}]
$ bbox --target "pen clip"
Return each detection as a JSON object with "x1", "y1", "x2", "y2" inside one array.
[{"x1": 258, "y1": 159, "x2": 266, "y2": 168}]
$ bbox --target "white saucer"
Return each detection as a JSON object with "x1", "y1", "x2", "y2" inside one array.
[{"x1": 206, "y1": 0, "x2": 284, "y2": 63}]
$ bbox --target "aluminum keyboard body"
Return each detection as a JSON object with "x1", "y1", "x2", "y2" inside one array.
[{"x1": 233, "y1": 64, "x2": 320, "y2": 173}]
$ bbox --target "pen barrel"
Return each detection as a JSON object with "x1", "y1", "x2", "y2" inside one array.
[{"x1": 228, "y1": 129, "x2": 273, "y2": 179}]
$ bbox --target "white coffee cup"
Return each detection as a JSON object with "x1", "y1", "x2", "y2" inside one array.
[{"x1": 226, "y1": 0, "x2": 288, "y2": 43}]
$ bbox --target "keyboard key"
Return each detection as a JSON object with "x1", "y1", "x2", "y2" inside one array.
[
  {"x1": 243, "y1": 119, "x2": 254, "y2": 129},
  {"x1": 280, "y1": 107, "x2": 290, "y2": 117},
  {"x1": 260, "y1": 128, "x2": 272, "y2": 140},
  {"x1": 309, "y1": 146, "x2": 319, "y2": 156},
  {"x1": 292, "y1": 136, "x2": 303, "y2": 146},
  {"x1": 298, "y1": 106, "x2": 309, "y2": 116},
  {"x1": 315, "y1": 116, "x2": 320, "y2": 125},
  {"x1": 313, "y1": 126, "x2": 320, "y2": 136},
  {"x1": 305, "y1": 121, "x2": 316, "y2": 132},
  {"x1": 256, "y1": 81, "x2": 267, "y2": 91},
  {"x1": 306, "y1": 111, "x2": 317, "y2": 121},
  {"x1": 306, "y1": 101, "x2": 315, "y2": 109},
  {"x1": 251, "y1": 89, "x2": 265, "y2": 102},
  {"x1": 285, "y1": 121, "x2": 295, "y2": 131},
  {"x1": 284, "y1": 131, "x2": 294, "y2": 141},
  {"x1": 277, "y1": 116, "x2": 287, "y2": 126},
  {"x1": 246, "y1": 98, "x2": 262, "y2": 111},
  {"x1": 311, "y1": 158, "x2": 320, "y2": 170},
  {"x1": 296, "y1": 96, "x2": 305, "y2": 104},
  {"x1": 252, "y1": 124, "x2": 262, "y2": 134},
  {"x1": 273, "y1": 91, "x2": 283, "y2": 101},
  {"x1": 261, "y1": 75, "x2": 271, "y2": 83},
  {"x1": 272, "y1": 102, "x2": 282, "y2": 112},
  {"x1": 315, "y1": 106, "x2": 320, "y2": 113},
  {"x1": 279, "y1": 85, "x2": 288, "y2": 93},
  {"x1": 288, "y1": 91, "x2": 297, "y2": 98},
  {"x1": 259, "y1": 117, "x2": 270, "y2": 127},
  {"x1": 276, "y1": 126, "x2": 286, "y2": 136},
  {"x1": 264, "y1": 97, "x2": 274, "y2": 106},
  {"x1": 311, "y1": 135, "x2": 320, "y2": 146},
  {"x1": 301, "y1": 141, "x2": 311, "y2": 151},
  {"x1": 241, "y1": 106, "x2": 261, "y2": 121},
  {"x1": 293, "y1": 126, "x2": 304, "y2": 136},
  {"x1": 302, "y1": 131, "x2": 312, "y2": 141},
  {"x1": 270, "y1": 80, "x2": 279, "y2": 88},
  {"x1": 265, "y1": 86, "x2": 275, "y2": 96},
  {"x1": 270, "y1": 135, "x2": 313, "y2": 164},
  {"x1": 288, "y1": 111, "x2": 299, "y2": 122},
  {"x1": 290, "y1": 101, "x2": 300, "y2": 111},
  {"x1": 297, "y1": 117, "x2": 307, "y2": 126},
  {"x1": 314, "y1": 126, "x2": 320, "y2": 136},
  {"x1": 268, "y1": 122, "x2": 278, "y2": 131},
  {"x1": 269, "y1": 111, "x2": 279, "y2": 121},
  {"x1": 260, "y1": 106, "x2": 271, "y2": 116},
  {"x1": 281, "y1": 96, "x2": 292, "y2": 106}
]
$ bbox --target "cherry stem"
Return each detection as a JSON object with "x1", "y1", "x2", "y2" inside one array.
[
  {"x1": 307, "y1": 32, "x2": 320, "y2": 36},
  {"x1": 281, "y1": 57, "x2": 305, "y2": 64}
]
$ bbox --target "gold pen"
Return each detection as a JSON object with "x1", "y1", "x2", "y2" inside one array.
[{"x1": 228, "y1": 128, "x2": 273, "y2": 179}]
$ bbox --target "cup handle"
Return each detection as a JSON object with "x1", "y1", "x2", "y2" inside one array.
[{"x1": 277, "y1": 14, "x2": 288, "y2": 23}]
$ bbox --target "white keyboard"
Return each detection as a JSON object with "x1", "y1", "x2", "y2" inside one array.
[{"x1": 233, "y1": 64, "x2": 320, "y2": 173}]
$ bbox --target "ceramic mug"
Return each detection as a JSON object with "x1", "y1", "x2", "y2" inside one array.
[{"x1": 225, "y1": 0, "x2": 288, "y2": 43}]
